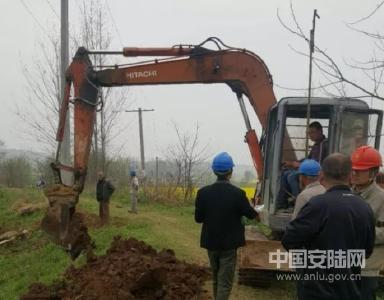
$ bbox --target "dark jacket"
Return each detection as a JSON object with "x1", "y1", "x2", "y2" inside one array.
[
  {"x1": 308, "y1": 135, "x2": 328, "y2": 163},
  {"x1": 194, "y1": 180, "x2": 257, "y2": 251},
  {"x1": 282, "y1": 185, "x2": 375, "y2": 300},
  {"x1": 96, "y1": 179, "x2": 115, "y2": 202}
]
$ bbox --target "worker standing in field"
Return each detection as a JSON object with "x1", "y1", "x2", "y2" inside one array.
[
  {"x1": 96, "y1": 171, "x2": 115, "y2": 225},
  {"x1": 282, "y1": 153, "x2": 375, "y2": 300},
  {"x1": 129, "y1": 170, "x2": 139, "y2": 214},
  {"x1": 194, "y1": 152, "x2": 258, "y2": 300},
  {"x1": 351, "y1": 146, "x2": 384, "y2": 300},
  {"x1": 291, "y1": 159, "x2": 325, "y2": 220}
]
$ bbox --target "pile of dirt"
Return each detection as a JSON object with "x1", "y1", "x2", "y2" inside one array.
[
  {"x1": 22, "y1": 236, "x2": 210, "y2": 300},
  {"x1": 11, "y1": 198, "x2": 45, "y2": 216}
]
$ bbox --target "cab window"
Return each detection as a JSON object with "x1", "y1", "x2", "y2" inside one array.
[
  {"x1": 339, "y1": 111, "x2": 380, "y2": 156},
  {"x1": 282, "y1": 105, "x2": 331, "y2": 163}
]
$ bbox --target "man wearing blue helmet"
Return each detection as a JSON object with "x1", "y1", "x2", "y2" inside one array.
[
  {"x1": 195, "y1": 152, "x2": 258, "y2": 300},
  {"x1": 292, "y1": 159, "x2": 325, "y2": 220}
]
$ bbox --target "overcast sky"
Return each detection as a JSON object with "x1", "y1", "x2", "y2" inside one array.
[{"x1": 1, "y1": 0, "x2": 383, "y2": 170}]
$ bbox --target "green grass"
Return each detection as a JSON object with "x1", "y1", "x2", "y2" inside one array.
[
  {"x1": 0, "y1": 188, "x2": 45, "y2": 230},
  {"x1": 0, "y1": 187, "x2": 211, "y2": 298},
  {"x1": 0, "y1": 187, "x2": 298, "y2": 299}
]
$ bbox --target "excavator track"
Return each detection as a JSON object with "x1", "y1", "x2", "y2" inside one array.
[{"x1": 238, "y1": 227, "x2": 291, "y2": 287}]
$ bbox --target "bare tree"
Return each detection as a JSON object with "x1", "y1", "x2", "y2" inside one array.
[
  {"x1": 277, "y1": 1, "x2": 384, "y2": 101},
  {"x1": 16, "y1": 30, "x2": 61, "y2": 153},
  {"x1": 74, "y1": 0, "x2": 133, "y2": 178},
  {"x1": 16, "y1": 0, "x2": 132, "y2": 183},
  {"x1": 166, "y1": 122, "x2": 210, "y2": 201}
]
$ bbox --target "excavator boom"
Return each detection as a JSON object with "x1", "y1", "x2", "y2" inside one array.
[{"x1": 68, "y1": 46, "x2": 275, "y2": 181}]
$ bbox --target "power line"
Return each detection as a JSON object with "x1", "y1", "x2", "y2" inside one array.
[
  {"x1": 46, "y1": 0, "x2": 77, "y2": 43},
  {"x1": 45, "y1": 0, "x2": 60, "y2": 18},
  {"x1": 20, "y1": 0, "x2": 52, "y2": 39},
  {"x1": 116, "y1": 108, "x2": 155, "y2": 176},
  {"x1": 105, "y1": 0, "x2": 124, "y2": 47},
  {"x1": 20, "y1": 0, "x2": 76, "y2": 43}
]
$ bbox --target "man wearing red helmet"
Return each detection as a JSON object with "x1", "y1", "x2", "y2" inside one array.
[{"x1": 351, "y1": 145, "x2": 384, "y2": 300}]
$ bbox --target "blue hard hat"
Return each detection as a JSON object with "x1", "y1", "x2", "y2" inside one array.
[
  {"x1": 298, "y1": 159, "x2": 321, "y2": 176},
  {"x1": 130, "y1": 170, "x2": 136, "y2": 177},
  {"x1": 212, "y1": 152, "x2": 234, "y2": 173}
]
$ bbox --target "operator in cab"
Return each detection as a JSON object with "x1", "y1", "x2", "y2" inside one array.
[
  {"x1": 194, "y1": 152, "x2": 258, "y2": 300},
  {"x1": 277, "y1": 121, "x2": 328, "y2": 211}
]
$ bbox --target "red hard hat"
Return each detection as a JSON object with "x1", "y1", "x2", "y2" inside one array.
[{"x1": 351, "y1": 145, "x2": 383, "y2": 170}]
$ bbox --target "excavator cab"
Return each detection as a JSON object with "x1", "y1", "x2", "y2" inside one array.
[
  {"x1": 238, "y1": 97, "x2": 382, "y2": 286},
  {"x1": 260, "y1": 97, "x2": 383, "y2": 232}
]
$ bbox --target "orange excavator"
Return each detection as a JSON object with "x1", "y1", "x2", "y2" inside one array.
[
  {"x1": 43, "y1": 38, "x2": 383, "y2": 276},
  {"x1": 42, "y1": 38, "x2": 276, "y2": 246}
]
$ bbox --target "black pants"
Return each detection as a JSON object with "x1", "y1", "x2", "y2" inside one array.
[
  {"x1": 99, "y1": 200, "x2": 110, "y2": 225},
  {"x1": 276, "y1": 170, "x2": 300, "y2": 209},
  {"x1": 207, "y1": 249, "x2": 237, "y2": 300}
]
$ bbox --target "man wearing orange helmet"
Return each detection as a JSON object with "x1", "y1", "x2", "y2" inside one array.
[{"x1": 351, "y1": 145, "x2": 384, "y2": 300}]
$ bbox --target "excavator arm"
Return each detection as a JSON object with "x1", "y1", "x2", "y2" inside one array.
[
  {"x1": 43, "y1": 39, "x2": 277, "y2": 250},
  {"x1": 62, "y1": 45, "x2": 275, "y2": 183}
]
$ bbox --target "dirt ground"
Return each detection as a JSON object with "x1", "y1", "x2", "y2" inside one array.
[{"x1": 21, "y1": 236, "x2": 210, "y2": 300}]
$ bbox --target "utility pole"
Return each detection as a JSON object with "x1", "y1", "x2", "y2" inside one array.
[
  {"x1": 100, "y1": 93, "x2": 106, "y2": 172},
  {"x1": 98, "y1": 17, "x2": 106, "y2": 173},
  {"x1": 124, "y1": 108, "x2": 154, "y2": 177},
  {"x1": 60, "y1": 0, "x2": 71, "y2": 184},
  {"x1": 155, "y1": 156, "x2": 159, "y2": 193},
  {"x1": 305, "y1": 9, "x2": 320, "y2": 157}
]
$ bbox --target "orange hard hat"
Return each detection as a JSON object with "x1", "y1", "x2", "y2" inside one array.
[{"x1": 351, "y1": 145, "x2": 382, "y2": 170}]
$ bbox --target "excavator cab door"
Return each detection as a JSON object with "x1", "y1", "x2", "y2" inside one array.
[{"x1": 260, "y1": 98, "x2": 335, "y2": 230}]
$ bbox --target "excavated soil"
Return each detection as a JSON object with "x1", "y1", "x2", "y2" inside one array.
[
  {"x1": 62, "y1": 213, "x2": 93, "y2": 260},
  {"x1": 22, "y1": 236, "x2": 210, "y2": 300}
]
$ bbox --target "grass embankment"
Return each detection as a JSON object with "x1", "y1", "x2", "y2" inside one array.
[{"x1": 0, "y1": 187, "x2": 291, "y2": 299}]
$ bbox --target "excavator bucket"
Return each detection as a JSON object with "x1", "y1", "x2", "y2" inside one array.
[
  {"x1": 41, "y1": 184, "x2": 92, "y2": 259},
  {"x1": 41, "y1": 184, "x2": 77, "y2": 241}
]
